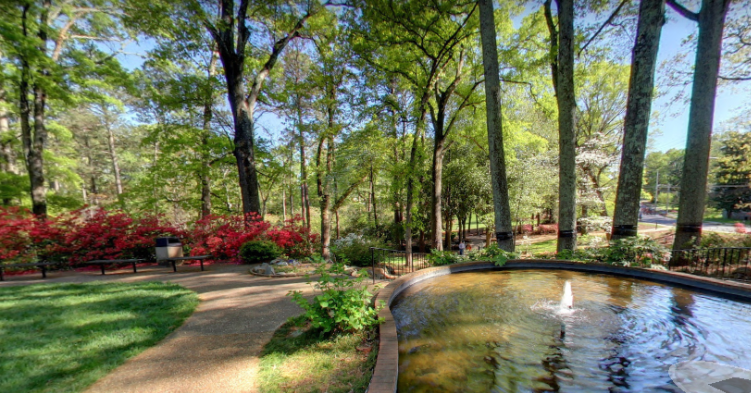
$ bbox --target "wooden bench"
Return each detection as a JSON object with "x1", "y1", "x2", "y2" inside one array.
[
  {"x1": 0, "y1": 262, "x2": 62, "y2": 281},
  {"x1": 85, "y1": 259, "x2": 145, "y2": 275},
  {"x1": 159, "y1": 255, "x2": 212, "y2": 272}
]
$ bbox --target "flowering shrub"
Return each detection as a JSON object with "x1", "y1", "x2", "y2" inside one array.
[
  {"x1": 187, "y1": 213, "x2": 270, "y2": 261},
  {"x1": 188, "y1": 214, "x2": 314, "y2": 262},
  {"x1": 0, "y1": 207, "x2": 315, "y2": 266},
  {"x1": 0, "y1": 207, "x2": 38, "y2": 263},
  {"x1": 536, "y1": 224, "x2": 558, "y2": 234},
  {"x1": 59, "y1": 209, "x2": 185, "y2": 263}
]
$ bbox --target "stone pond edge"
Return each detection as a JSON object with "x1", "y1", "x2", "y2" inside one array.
[{"x1": 366, "y1": 259, "x2": 751, "y2": 393}]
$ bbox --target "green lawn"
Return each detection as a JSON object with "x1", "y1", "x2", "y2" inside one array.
[
  {"x1": 704, "y1": 208, "x2": 747, "y2": 224},
  {"x1": 257, "y1": 317, "x2": 378, "y2": 393},
  {"x1": 0, "y1": 282, "x2": 198, "y2": 393},
  {"x1": 518, "y1": 238, "x2": 558, "y2": 255}
]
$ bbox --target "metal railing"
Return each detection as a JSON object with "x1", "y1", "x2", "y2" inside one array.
[
  {"x1": 669, "y1": 247, "x2": 751, "y2": 280},
  {"x1": 369, "y1": 247, "x2": 430, "y2": 283},
  {"x1": 367, "y1": 245, "x2": 751, "y2": 283}
]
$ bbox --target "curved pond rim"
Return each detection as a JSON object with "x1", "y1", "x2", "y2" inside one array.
[{"x1": 366, "y1": 259, "x2": 751, "y2": 393}]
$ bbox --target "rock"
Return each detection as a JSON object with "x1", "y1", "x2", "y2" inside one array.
[
  {"x1": 276, "y1": 261, "x2": 288, "y2": 267},
  {"x1": 260, "y1": 263, "x2": 275, "y2": 275}
]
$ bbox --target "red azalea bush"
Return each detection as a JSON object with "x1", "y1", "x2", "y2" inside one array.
[
  {"x1": 536, "y1": 224, "x2": 558, "y2": 234},
  {"x1": 187, "y1": 214, "x2": 315, "y2": 262},
  {"x1": 187, "y1": 213, "x2": 270, "y2": 261},
  {"x1": 58, "y1": 208, "x2": 185, "y2": 263},
  {"x1": 0, "y1": 207, "x2": 315, "y2": 266}
]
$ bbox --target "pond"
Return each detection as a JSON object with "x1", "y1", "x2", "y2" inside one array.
[{"x1": 391, "y1": 270, "x2": 751, "y2": 392}]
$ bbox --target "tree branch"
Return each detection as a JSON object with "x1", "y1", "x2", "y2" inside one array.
[
  {"x1": 333, "y1": 174, "x2": 368, "y2": 211},
  {"x1": 246, "y1": 12, "x2": 311, "y2": 109},
  {"x1": 578, "y1": 0, "x2": 630, "y2": 57},
  {"x1": 666, "y1": 0, "x2": 699, "y2": 22}
]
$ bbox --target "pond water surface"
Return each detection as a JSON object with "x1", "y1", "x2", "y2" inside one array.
[{"x1": 391, "y1": 270, "x2": 751, "y2": 392}]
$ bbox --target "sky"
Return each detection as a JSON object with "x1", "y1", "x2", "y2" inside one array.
[
  {"x1": 117, "y1": 4, "x2": 750, "y2": 153},
  {"x1": 651, "y1": 7, "x2": 750, "y2": 153}
]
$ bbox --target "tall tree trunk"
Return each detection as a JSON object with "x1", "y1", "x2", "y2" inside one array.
[
  {"x1": 370, "y1": 163, "x2": 378, "y2": 229},
  {"x1": 612, "y1": 0, "x2": 666, "y2": 240},
  {"x1": 19, "y1": 2, "x2": 50, "y2": 218},
  {"x1": 200, "y1": 50, "x2": 218, "y2": 219},
  {"x1": 105, "y1": 115, "x2": 124, "y2": 206},
  {"x1": 0, "y1": 100, "x2": 13, "y2": 205},
  {"x1": 479, "y1": 0, "x2": 515, "y2": 251},
  {"x1": 316, "y1": 133, "x2": 333, "y2": 260},
  {"x1": 298, "y1": 102, "x2": 311, "y2": 229},
  {"x1": 207, "y1": 1, "x2": 310, "y2": 217},
  {"x1": 672, "y1": 0, "x2": 731, "y2": 250},
  {"x1": 404, "y1": 110, "x2": 425, "y2": 263},
  {"x1": 335, "y1": 208, "x2": 340, "y2": 239},
  {"x1": 554, "y1": 0, "x2": 577, "y2": 252},
  {"x1": 282, "y1": 187, "x2": 287, "y2": 221},
  {"x1": 431, "y1": 129, "x2": 446, "y2": 251}
]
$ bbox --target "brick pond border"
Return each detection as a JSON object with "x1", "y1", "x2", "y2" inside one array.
[{"x1": 367, "y1": 259, "x2": 751, "y2": 393}]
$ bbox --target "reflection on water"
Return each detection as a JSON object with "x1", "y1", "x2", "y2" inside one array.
[{"x1": 391, "y1": 270, "x2": 751, "y2": 392}]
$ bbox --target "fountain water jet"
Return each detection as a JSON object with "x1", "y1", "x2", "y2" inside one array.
[{"x1": 560, "y1": 280, "x2": 574, "y2": 311}]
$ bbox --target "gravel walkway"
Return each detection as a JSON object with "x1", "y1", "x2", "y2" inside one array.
[{"x1": 0, "y1": 263, "x2": 316, "y2": 393}]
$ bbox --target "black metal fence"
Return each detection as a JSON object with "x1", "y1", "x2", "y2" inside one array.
[
  {"x1": 368, "y1": 245, "x2": 751, "y2": 283},
  {"x1": 669, "y1": 247, "x2": 751, "y2": 280},
  {"x1": 369, "y1": 247, "x2": 430, "y2": 283}
]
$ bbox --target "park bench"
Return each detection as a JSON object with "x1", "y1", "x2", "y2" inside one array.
[
  {"x1": 0, "y1": 261, "x2": 62, "y2": 281},
  {"x1": 158, "y1": 255, "x2": 212, "y2": 272},
  {"x1": 85, "y1": 259, "x2": 145, "y2": 275}
]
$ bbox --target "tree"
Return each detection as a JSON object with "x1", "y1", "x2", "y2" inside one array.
[
  {"x1": 350, "y1": 0, "x2": 479, "y2": 252},
  {"x1": 544, "y1": 0, "x2": 577, "y2": 252},
  {"x1": 711, "y1": 131, "x2": 751, "y2": 217},
  {"x1": 478, "y1": 0, "x2": 513, "y2": 251},
  {"x1": 669, "y1": 0, "x2": 732, "y2": 250},
  {"x1": 203, "y1": 1, "x2": 317, "y2": 217},
  {"x1": 611, "y1": 0, "x2": 666, "y2": 240}
]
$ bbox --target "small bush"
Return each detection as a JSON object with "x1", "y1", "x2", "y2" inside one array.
[
  {"x1": 553, "y1": 235, "x2": 668, "y2": 267},
  {"x1": 288, "y1": 259, "x2": 383, "y2": 333},
  {"x1": 239, "y1": 240, "x2": 282, "y2": 264},
  {"x1": 331, "y1": 233, "x2": 385, "y2": 267},
  {"x1": 467, "y1": 243, "x2": 519, "y2": 266},
  {"x1": 427, "y1": 249, "x2": 462, "y2": 266}
]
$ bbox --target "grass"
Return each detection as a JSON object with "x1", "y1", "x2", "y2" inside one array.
[
  {"x1": 0, "y1": 282, "x2": 198, "y2": 393},
  {"x1": 518, "y1": 238, "x2": 558, "y2": 255},
  {"x1": 704, "y1": 208, "x2": 748, "y2": 224},
  {"x1": 257, "y1": 316, "x2": 378, "y2": 393}
]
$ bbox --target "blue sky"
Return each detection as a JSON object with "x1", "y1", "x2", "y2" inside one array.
[{"x1": 651, "y1": 8, "x2": 750, "y2": 152}]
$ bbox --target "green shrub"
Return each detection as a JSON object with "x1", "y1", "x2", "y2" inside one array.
[
  {"x1": 553, "y1": 235, "x2": 668, "y2": 267},
  {"x1": 288, "y1": 259, "x2": 384, "y2": 334},
  {"x1": 331, "y1": 233, "x2": 385, "y2": 267},
  {"x1": 427, "y1": 249, "x2": 462, "y2": 266},
  {"x1": 467, "y1": 243, "x2": 519, "y2": 266},
  {"x1": 239, "y1": 240, "x2": 282, "y2": 264}
]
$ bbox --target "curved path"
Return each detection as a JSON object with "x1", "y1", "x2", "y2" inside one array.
[{"x1": 0, "y1": 264, "x2": 316, "y2": 393}]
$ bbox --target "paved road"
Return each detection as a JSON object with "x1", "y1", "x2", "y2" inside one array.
[{"x1": 640, "y1": 212, "x2": 751, "y2": 234}]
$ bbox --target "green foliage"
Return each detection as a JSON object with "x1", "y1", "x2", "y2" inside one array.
[
  {"x1": 711, "y1": 131, "x2": 751, "y2": 214},
  {"x1": 699, "y1": 232, "x2": 751, "y2": 248},
  {"x1": 427, "y1": 249, "x2": 463, "y2": 266},
  {"x1": 468, "y1": 243, "x2": 520, "y2": 267},
  {"x1": 0, "y1": 282, "x2": 197, "y2": 393},
  {"x1": 553, "y1": 236, "x2": 669, "y2": 267},
  {"x1": 288, "y1": 260, "x2": 383, "y2": 334},
  {"x1": 239, "y1": 240, "x2": 282, "y2": 264},
  {"x1": 331, "y1": 233, "x2": 385, "y2": 267}
]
